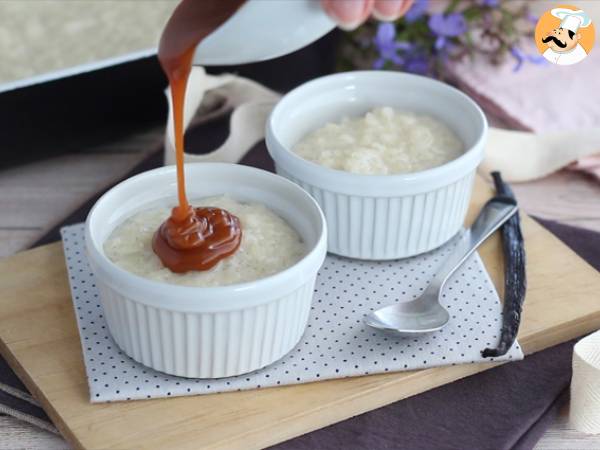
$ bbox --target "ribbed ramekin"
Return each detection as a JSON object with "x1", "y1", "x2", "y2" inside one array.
[
  {"x1": 266, "y1": 71, "x2": 487, "y2": 260},
  {"x1": 85, "y1": 163, "x2": 327, "y2": 378}
]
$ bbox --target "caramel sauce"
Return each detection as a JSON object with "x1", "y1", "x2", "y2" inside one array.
[
  {"x1": 153, "y1": 207, "x2": 242, "y2": 273},
  {"x1": 154, "y1": 0, "x2": 245, "y2": 273}
]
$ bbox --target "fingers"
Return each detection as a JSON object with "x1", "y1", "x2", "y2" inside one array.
[
  {"x1": 321, "y1": 0, "x2": 415, "y2": 30},
  {"x1": 321, "y1": 0, "x2": 375, "y2": 30},
  {"x1": 373, "y1": 0, "x2": 414, "y2": 21}
]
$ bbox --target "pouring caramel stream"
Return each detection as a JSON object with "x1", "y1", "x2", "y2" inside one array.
[{"x1": 155, "y1": 0, "x2": 245, "y2": 273}]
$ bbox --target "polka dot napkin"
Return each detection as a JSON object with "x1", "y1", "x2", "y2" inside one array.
[{"x1": 61, "y1": 223, "x2": 523, "y2": 403}]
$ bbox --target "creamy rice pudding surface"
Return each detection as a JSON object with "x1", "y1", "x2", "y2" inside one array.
[
  {"x1": 104, "y1": 196, "x2": 305, "y2": 287},
  {"x1": 293, "y1": 107, "x2": 464, "y2": 175}
]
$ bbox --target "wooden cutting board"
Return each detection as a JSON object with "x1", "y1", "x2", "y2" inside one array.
[{"x1": 0, "y1": 176, "x2": 599, "y2": 450}]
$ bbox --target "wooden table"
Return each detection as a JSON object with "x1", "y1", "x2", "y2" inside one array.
[{"x1": 0, "y1": 128, "x2": 599, "y2": 449}]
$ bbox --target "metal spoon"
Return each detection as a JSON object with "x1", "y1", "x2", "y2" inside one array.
[{"x1": 364, "y1": 197, "x2": 518, "y2": 335}]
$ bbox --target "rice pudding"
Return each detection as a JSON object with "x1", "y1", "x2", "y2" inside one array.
[
  {"x1": 104, "y1": 196, "x2": 305, "y2": 287},
  {"x1": 293, "y1": 107, "x2": 464, "y2": 175}
]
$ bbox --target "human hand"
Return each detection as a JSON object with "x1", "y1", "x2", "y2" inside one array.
[{"x1": 320, "y1": 0, "x2": 414, "y2": 30}]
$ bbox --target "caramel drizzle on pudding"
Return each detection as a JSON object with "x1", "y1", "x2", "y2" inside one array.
[
  {"x1": 154, "y1": 0, "x2": 245, "y2": 273},
  {"x1": 153, "y1": 207, "x2": 242, "y2": 273}
]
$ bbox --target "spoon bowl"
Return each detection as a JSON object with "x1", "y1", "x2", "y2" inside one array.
[
  {"x1": 365, "y1": 197, "x2": 517, "y2": 336},
  {"x1": 365, "y1": 302, "x2": 450, "y2": 335}
]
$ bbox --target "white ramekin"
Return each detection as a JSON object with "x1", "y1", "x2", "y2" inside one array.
[
  {"x1": 85, "y1": 163, "x2": 327, "y2": 378},
  {"x1": 266, "y1": 71, "x2": 487, "y2": 260}
]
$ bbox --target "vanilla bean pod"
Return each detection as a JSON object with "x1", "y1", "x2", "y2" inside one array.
[{"x1": 482, "y1": 172, "x2": 526, "y2": 357}]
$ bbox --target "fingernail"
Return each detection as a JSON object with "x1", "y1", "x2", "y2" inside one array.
[
  {"x1": 337, "y1": 19, "x2": 366, "y2": 31},
  {"x1": 373, "y1": 0, "x2": 413, "y2": 21},
  {"x1": 323, "y1": 0, "x2": 371, "y2": 30}
]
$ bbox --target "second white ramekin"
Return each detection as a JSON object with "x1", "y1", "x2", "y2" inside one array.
[
  {"x1": 85, "y1": 163, "x2": 327, "y2": 378},
  {"x1": 266, "y1": 71, "x2": 487, "y2": 260}
]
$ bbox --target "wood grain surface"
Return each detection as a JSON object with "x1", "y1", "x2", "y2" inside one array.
[
  {"x1": 0, "y1": 176, "x2": 599, "y2": 450},
  {"x1": 512, "y1": 170, "x2": 600, "y2": 233}
]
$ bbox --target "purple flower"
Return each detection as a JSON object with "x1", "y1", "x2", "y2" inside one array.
[
  {"x1": 428, "y1": 13, "x2": 468, "y2": 37},
  {"x1": 428, "y1": 12, "x2": 467, "y2": 51},
  {"x1": 510, "y1": 47, "x2": 548, "y2": 72},
  {"x1": 404, "y1": 55, "x2": 430, "y2": 74},
  {"x1": 405, "y1": 0, "x2": 428, "y2": 23},
  {"x1": 480, "y1": 0, "x2": 499, "y2": 7},
  {"x1": 526, "y1": 12, "x2": 539, "y2": 25},
  {"x1": 372, "y1": 22, "x2": 412, "y2": 69},
  {"x1": 434, "y1": 36, "x2": 447, "y2": 50}
]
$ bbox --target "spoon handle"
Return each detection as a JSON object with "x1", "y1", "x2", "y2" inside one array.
[{"x1": 427, "y1": 196, "x2": 518, "y2": 294}]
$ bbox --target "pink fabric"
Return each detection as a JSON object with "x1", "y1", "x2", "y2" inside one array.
[
  {"x1": 569, "y1": 155, "x2": 600, "y2": 180},
  {"x1": 449, "y1": 41, "x2": 600, "y2": 179},
  {"x1": 450, "y1": 42, "x2": 600, "y2": 133}
]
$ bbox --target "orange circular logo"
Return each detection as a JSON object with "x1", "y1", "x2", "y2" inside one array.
[{"x1": 534, "y1": 4, "x2": 595, "y2": 65}]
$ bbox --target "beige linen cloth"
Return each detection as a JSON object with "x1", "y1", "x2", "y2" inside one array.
[
  {"x1": 571, "y1": 330, "x2": 600, "y2": 434},
  {"x1": 164, "y1": 67, "x2": 600, "y2": 434}
]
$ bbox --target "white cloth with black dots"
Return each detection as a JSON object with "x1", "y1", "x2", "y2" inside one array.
[{"x1": 61, "y1": 223, "x2": 523, "y2": 403}]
